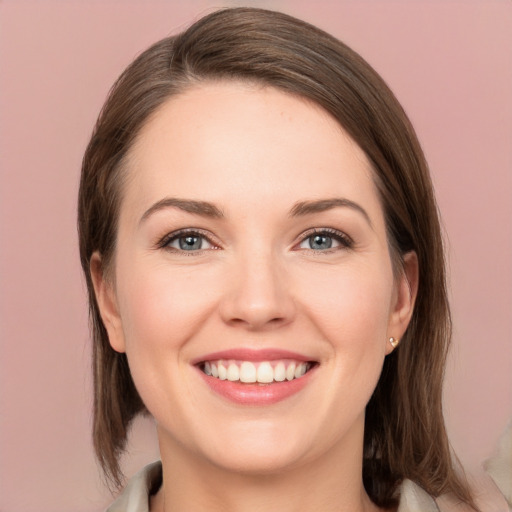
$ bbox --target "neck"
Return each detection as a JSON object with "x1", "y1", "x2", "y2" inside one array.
[{"x1": 151, "y1": 421, "x2": 384, "y2": 512}]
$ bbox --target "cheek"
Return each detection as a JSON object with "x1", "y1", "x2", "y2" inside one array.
[
  {"x1": 298, "y1": 262, "x2": 393, "y2": 400},
  {"x1": 295, "y1": 261, "x2": 394, "y2": 343},
  {"x1": 115, "y1": 258, "x2": 222, "y2": 356},
  {"x1": 113, "y1": 258, "x2": 224, "y2": 422}
]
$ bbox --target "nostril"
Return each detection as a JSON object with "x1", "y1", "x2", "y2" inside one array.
[{"x1": 227, "y1": 315, "x2": 289, "y2": 330}]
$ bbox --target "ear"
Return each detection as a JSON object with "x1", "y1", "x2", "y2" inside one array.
[
  {"x1": 386, "y1": 251, "x2": 419, "y2": 355},
  {"x1": 90, "y1": 252, "x2": 126, "y2": 353}
]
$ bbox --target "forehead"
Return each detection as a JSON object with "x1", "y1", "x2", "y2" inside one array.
[{"x1": 122, "y1": 81, "x2": 381, "y2": 223}]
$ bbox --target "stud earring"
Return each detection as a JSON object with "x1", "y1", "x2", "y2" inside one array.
[{"x1": 389, "y1": 337, "x2": 400, "y2": 349}]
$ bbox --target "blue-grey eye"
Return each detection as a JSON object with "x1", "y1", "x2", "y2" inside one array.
[
  {"x1": 298, "y1": 231, "x2": 348, "y2": 251},
  {"x1": 179, "y1": 235, "x2": 202, "y2": 250},
  {"x1": 167, "y1": 233, "x2": 213, "y2": 251},
  {"x1": 309, "y1": 234, "x2": 333, "y2": 250}
]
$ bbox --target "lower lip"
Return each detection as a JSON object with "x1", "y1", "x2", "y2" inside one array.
[{"x1": 196, "y1": 366, "x2": 316, "y2": 405}]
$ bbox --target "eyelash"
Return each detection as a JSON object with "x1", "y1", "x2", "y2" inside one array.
[
  {"x1": 296, "y1": 228, "x2": 353, "y2": 252},
  {"x1": 157, "y1": 227, "x2": 353, "y2": 254},
  {"x1": 157, "y1": 229, "x2": 220, "y2": 254}
]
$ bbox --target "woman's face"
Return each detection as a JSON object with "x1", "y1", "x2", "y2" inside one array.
[{"x1": 93, "y1": 82, "x2": 416, "y2": 475}]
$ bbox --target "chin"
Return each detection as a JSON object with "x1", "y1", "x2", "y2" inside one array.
[
  {"x1": 184, "y1": 416, "x2": 326, "y2": 476},
  {"x1": 205, "y1": 440, "x2": 311, "y2": 476}
]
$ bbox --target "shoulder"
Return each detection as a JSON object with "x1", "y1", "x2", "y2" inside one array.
[
  {"x1": 398, "y1": 474, "x2": 512, "y2": 512},
  {"x1": 105, "y1": 461, "x2": 162, "y2": 512},
  {"x1": 397, "y1": 479, "x2": 439, "y2": 512},
  {"x1": 485, "y1": 420, "x2": 512, "y2": 509}
]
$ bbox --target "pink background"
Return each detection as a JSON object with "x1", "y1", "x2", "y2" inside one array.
[{"x1": 1, "y1": 1, "x2": 511, "y2": 511}]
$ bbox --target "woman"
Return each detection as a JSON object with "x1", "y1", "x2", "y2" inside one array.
[{"x1": 78, "y1": 7, "x2": 476, "y2": 512}]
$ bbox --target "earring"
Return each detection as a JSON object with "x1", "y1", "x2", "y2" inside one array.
[{"x1": 389, "y1": 337, "x2": 400, "y2": 349}]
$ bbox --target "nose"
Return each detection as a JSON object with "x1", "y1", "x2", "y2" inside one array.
[{"x1": 219, "y1": 250, "x2": 296, "y2": 331}]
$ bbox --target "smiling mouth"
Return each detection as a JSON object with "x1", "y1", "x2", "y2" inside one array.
[{"x1": 200, "y1": 359, "x2": 316, "y2": 384}]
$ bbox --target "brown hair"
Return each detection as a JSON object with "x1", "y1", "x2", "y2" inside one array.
[{"x1": 78, "y1": 7, "x2": 473, "y2": 508}]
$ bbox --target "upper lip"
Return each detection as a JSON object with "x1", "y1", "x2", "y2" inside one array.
[{"x1": 191, "y1": 348, "x2": 316, "y2": 365}]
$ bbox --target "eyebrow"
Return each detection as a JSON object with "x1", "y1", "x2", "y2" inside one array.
[
  {"x1": 289, "y1": 198, "x2": 373, "y2": 228},
  {"x1": 140, "y1": 198, "x2": 224, "y2": 224},
  {"x1": 139, "y1": 196, "x2": 372, "y2": 227}
]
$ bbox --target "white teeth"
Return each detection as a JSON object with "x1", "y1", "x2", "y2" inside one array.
[
  {"x1": 239, "y1": 362, "x2": 257, "y2": 383},
  {"x1": 256, "y1": 362, "x2": 274, "y2": 383},
  {"x1": 286, "y1": 363, "x2": 296, "y2": 381},
  {"x1": 227, "y1": 363, "x2": 240, "y2": 381},
  {"x1": 294, "y1": 363, "x2": 307, "y2": 378},
  {"x1": 274, "y1": 362, "x2": 286, "y2": 382},
  {"x1": 218, "y1": 362, "x2": 227, "y2": 380},
  {"x1": 203, "y1": 360, "x2": 311, "y2": 383}
]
